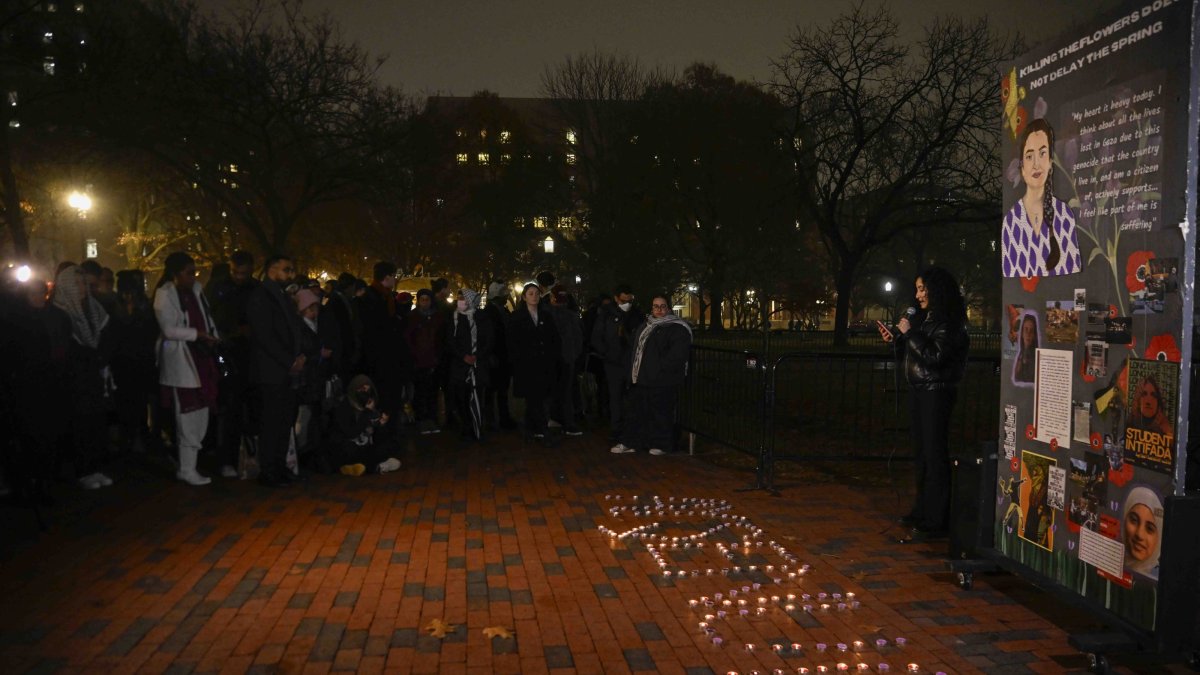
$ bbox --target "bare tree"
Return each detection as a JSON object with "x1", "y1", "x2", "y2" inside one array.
[{"x1": 771, "y1": 2, "x2": 1017, "y2": 344}]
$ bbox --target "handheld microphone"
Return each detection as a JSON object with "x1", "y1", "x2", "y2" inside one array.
[{"x1": 893, "y1": 306, "x2": 916, "y2": 332}]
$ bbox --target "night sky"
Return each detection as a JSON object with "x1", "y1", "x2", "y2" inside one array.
[{"x1": 214, "y1": 0, "x2": 1126, "y2": 97}]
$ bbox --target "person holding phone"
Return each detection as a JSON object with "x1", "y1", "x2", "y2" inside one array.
[{"x1": 877, "y1": 267, "x2": 969, "y2": 541}]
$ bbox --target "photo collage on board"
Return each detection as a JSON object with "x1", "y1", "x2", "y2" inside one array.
[{"x1": 994, "y1": 1, "x2": 1191, "y2": 626}]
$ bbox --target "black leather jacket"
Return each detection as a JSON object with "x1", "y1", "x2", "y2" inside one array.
[{"x1": 902, "y1": 309, "x2": 968, "y2": 390}]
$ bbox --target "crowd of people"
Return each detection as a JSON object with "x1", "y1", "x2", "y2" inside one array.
[{"x1": 0, "y1": 252, "x2": 693, "y2": 500}]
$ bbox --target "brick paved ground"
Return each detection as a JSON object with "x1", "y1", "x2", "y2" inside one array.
[{"x1": 0, "y1": 432, "x2": 1185, "y2": 674}]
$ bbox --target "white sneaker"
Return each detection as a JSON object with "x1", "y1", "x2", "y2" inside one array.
[
  {"x1": 648, "y1": 448, "x2": 667, "y2": 456},
  {"x1": 176, "y1": 470, "x2": 212, "y2": 486},
  {"x1": 79, "y1": 474, "x2": 102, "y2": 490},
  {"x1": 220, "y1": 465, "x2": 238, "y2": 478},
  {"x1": 94, "y1": 472, "x2": 114, "y2": 486},
  {"x1": 610, "y1": 443, "x2": 635, "y2": 454},
  {"x1": 378, "y1": 458, "x2": 402, "y2": 473},
  {"x1": 548, "y1": 419, "x2": 562, "y2": 428}
]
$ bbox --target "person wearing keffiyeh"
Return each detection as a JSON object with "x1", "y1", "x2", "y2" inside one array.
[
  {"x1": 53, "y1": 264, "x2": 116, "y2": 489},
  {"x1": 447, "y1": 289, "x2": 494, "y2": 441},
  {"x1": 611, "y1": 293, "x2": 692, "y2": 456}
]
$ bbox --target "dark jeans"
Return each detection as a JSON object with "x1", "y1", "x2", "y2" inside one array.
[
  {"x1": 217, "y1": 376, "x2": 251, "y2": 467},
  {"x1": 413, "y1": 368, "x2": 438, "y2": 424},
  {"x1": 603, "y1": 363, "x2": 629, "y2": 441},
  {"x1": 523, "y1": 390, "x2": 548, "y2": 436},
  {"x1": 451, "y1": 377, "x2": 485, "y2": 439},
  {"x1": 908, "y1": 387, "x2": 956, "y2": 531},
  {"x1": 551, "y1": 361, "x2": 578, "y2": 430},
  {"x1": 621, "y1": 384, "x2": 679, "y2": 451},
  {"x1": 258, "y1": 382, "x2": 298, "y2": 479},
  {"x1": 486, "y1": 365, "x2": 514, "y2": 427}
]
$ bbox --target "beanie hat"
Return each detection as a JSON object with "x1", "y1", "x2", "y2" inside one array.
[
  {"x1": 294, "y1": 288, "x2": 320, "y2": 312},
  {"x1": 416, "y1": 288, "x2": 433, "y2": 300}
]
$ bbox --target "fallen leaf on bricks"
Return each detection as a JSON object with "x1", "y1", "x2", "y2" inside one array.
[
  {"x1": 425, "y1": 619, "x2": 456, "y2": 639},
  {"x1": 483, "y1": 625, "x2": 514, "y2": 640}
]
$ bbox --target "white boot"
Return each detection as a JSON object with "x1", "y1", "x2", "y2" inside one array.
[{"x1": 176, "y1": 445, "x2": 211, "y2": 486}]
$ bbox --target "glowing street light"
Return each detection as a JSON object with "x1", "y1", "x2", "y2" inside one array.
[
  {"x1": 883, "y1": 281, "x2": 893, "y2": 293},
  {"x1": 542, "y1": 236, "x2": 555, "y2": 254},
  {"x1": 15, "y1": 264, "x2": 32, "y2": 282},
  {"x1": 67, "y1": 190, "x2": 92, "y2": 214}
]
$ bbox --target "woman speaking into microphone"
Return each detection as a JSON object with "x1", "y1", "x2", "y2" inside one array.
[{"x1": 877, "y1": 266, "x2": 969, "y2": 542}]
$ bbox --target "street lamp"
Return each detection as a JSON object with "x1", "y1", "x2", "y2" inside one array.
[
  {"x1": 542, "y1": 236, "x2": 554, "y2": 254},
  {"x1": 883, "y1": 280, "x2": 893, "y2": 293},
  {"x1": 68, "y1": 190, "x2": 92, "y2": 216}
]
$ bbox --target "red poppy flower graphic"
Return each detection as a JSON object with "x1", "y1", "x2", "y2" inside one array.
[
  {"x1": 1010, "y1": 457, "x2": 1019, "y2": 472},
  {"x1": 1109, "y1": 462, "x2": 1134, "y2": 488},
  {"x1": 1090, "y1": 433, "x2": 1102, "y2": 450},
  {"x1": 1145, "y1": 334, "x2": 1181, "y2": 363},
  {"x1": 1025, "y1": 424, "x2": 1036, "y2": 440},
  {"x1": 1019, "y1": 275, "x2": 1040, "y2": 293},
  {"x1": 1125, "y1": 251, "x2": 1155, "y2": 293},
  {"x1": 1108, "y1": 304, "x2": 1117, "y2": 319}
]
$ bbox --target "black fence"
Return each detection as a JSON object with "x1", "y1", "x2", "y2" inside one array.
[
  {"x1": 679, "y1": 344, "x2": 1002, "y2": 492},
  {"x1": 693, "y1": 330, "x2": 1002, "y2": 355}
]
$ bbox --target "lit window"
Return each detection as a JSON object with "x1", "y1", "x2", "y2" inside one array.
[
  {"x1": 46, "y1": 3, "x2": 57, "y2": 12},
  {"x1": 479, "y1": 129, "x2": 487, "y2": 140},
  {"x1": 513, "y1": 217, "x2": 525, "y2": 228},
  {"x1": 499, "y1": 130, "x2": 511, "y2": 143},
  {"x1": 477, "y1": 153, "x2": 489, "y2": 165},
  {"x1": 557, "y1": 216, "x2": 572, "y2": 229},
  {"x1": 43, "y1": 31, "x2": 53, "y2": 44},
  {"x1": 533, "y1": 216, "x2": 548, "y2": 229},
  {"x1": 43, "y1": 57, "x2": 55, "y2": 75},
  {"x1": 8, "y1": 120, "x2": 19, "y2": 129},
  {"x1": 75, "y1": 2, "x2": 84, "y2": 11},
  {"x1": 435, "y1": 198, "x2": 445, "y2": 207},
  {"x1": 229, "y1": 182, "x2": 238, "y2": 190},
  {"x1": 228, "y1": 164, "x2": 239, "y2": 173},
  {"x1": 456, "y1": 153, "x2": 469, "y2": 165},
  {"x1": 7, "y1": 91, "x2": 16, "y2": 106},
  {"x1": 500, "y1": 153, "x2": 511, "y2": 164},
  {"x1": 455, "y1": 130, "x2": 464, "y2": 138},
  {"x1": 565, "y1": 153, "x2": 576, "y2": 165},
  {"x1": 566, "y1": 129, "x2": 577, "y2": 145},
  {"x1": 568, "y1": 175, "x2": 575, "y2": 184}
]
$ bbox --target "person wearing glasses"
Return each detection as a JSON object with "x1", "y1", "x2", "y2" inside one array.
[
  {"x1": 611, "y1": 294, "x2": 691, "y2": 455},
  {"x1": 248, "y1": 254, "x2": 304, "y2": 487}
]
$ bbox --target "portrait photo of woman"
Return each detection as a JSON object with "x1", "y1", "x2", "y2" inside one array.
[
  {"x1": 1002, "y1": 118, "x2": 1081, "y2": 278},
  {"x1": 1012, "y1": 311, "x2": 1039, "y2": 387},
  {"x1": 1123, "y1": 486, "x2": 1163, "y2": 580},
  {"x1": 1126, "y1": 374, "x2": 1173, "y2": 438}
]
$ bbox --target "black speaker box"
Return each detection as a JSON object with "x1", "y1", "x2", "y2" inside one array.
[{"x1": 949, "y1": 441, "x2": 997, "y2": 560}]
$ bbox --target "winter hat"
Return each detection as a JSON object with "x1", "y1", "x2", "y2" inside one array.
[
  {"x1": 458, "y1": 288, "x2": 479, "y2": 311},
  {"x1": 294, "y1": 288, "x2": 321, "y2": 312},
  {"x1": 417, "y1": 288, "x2": 433, "y2": 300},
  {"x1": 487, "y1": 281, "x2": 507, "y2": 299},
  {"x1": 396, "y1": 291, "x2": 413, "y2": 305}
]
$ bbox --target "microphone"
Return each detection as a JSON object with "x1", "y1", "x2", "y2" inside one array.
[{"x1": 890, "y1": 307, "x2": 917, "y2": 335}]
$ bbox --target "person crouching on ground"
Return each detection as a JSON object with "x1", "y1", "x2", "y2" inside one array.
[
  {"x1": 611, "y1": 294, "x2": 691, "y2": 456},
  {"x1": 154, "y1": 252, "x2": 221, "y2": 486},
  {"x1": 327, "y1": 375, "x2": 401, "y2": 475}
]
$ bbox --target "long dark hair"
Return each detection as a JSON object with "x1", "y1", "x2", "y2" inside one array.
[
  {"x1": 1021, "y1": 118, "x2": 1060, "y2": 271},
  {"x1": 918, "y1": 266, "x2": 966, "y2": 325},
  {"x1": 157, "y1": 251, "x2": 195, "y2": 289}
]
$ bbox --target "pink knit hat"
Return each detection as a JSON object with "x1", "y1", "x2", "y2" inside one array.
[{"x1": 295, "y1": 288, "x2": 321, "y2": 312}]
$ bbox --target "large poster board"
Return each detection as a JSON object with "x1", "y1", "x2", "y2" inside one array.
[{"x1": 995, "y1": 0, "x2": 1197, "y2": 632}]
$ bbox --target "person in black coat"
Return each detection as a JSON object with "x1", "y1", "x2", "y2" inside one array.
[
  {"x1": 206, "y1": 250, "x2": 260, "y2": 477},
  {"x1": 507, "y1": 283, "x2": 560, "y2": 439},
  {"x1": 481, "y1": 282, "x2": 516, "y2": 430},
  {"x1": 590, "y1": 284, "x2": 642, "y2": 444},
  {"x1": 247, "y1": 254, "x2": 303, "y2": 487},
  {"x1": 613, "y1": 294, "x2": 692, "y2": 455},
  {"x1": 878, "y1": 266, "x2": 969, "y2": 541},
  {"x1": 447, "y1": 289, "x2": 494, "y2": 440},
  {"x1": 110, "y1": 269, "x2": 159, "y2": 455},
  {"x1": 324, "y1": 374, "x2": 401, "y2": 475},
  {"x1": 359, "y1": 261, "x2": 412, "y2": 428}
]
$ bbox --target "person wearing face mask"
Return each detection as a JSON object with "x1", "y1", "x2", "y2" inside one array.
[
  {"x1": 154, "y1": 252, "x2": 221, "y2": 486},
  {"x1": 590, "y1": 283, "x2": 642, "y2": 447},
  {"x1": 405, "y1": 288, "x2": 447, "y2": 434},
  {"x1": 447, "y1": 289, "x2": 494, "y2": 441},
  {"x1": 248, "y1": 254, "x2": 304, "y2": 487}
]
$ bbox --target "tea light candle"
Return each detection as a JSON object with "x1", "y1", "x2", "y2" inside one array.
[
  {"x1": 876, "y1": 639, "x2": 888, "y2": 648},
  {"x1": 837, "y1": 664, "x2": 849, "y2": 672},
  {"x1": 852, "y1": 641, "x2": 864, "y2": 651},
  {"x1": 837, "y1": 643, "x2": 848, "y2": 652},
  {"x1": 906, "y1": 665, "x2": 919, "y2": 673},
  {"x1": 895, "y1": 638, "x2": 907, "y2": 647}
]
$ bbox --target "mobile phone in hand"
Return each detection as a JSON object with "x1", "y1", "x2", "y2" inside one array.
[{"x1": 876, "y1": 320, "x2": 893, "y2": 340}]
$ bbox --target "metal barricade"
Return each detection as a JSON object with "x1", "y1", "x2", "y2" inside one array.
[{"x1": 678, "y1": 346, "x2": 769, "y2": 483}]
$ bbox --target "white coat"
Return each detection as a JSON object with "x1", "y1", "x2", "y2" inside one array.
[{"x1": 154, "y1": 281, "x2": 219, "y2": 388}]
